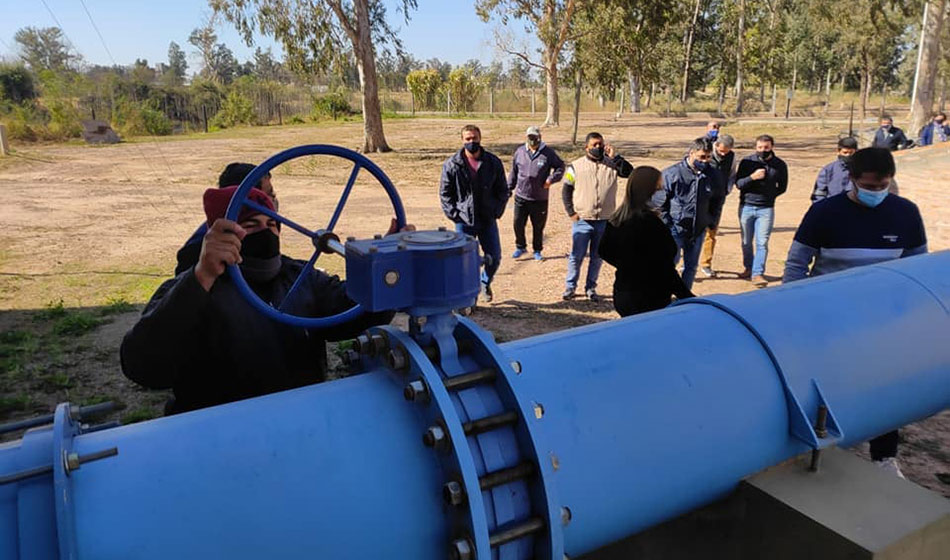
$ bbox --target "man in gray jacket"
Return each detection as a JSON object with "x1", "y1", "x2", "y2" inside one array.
[{"x1": 508, "y1": 126, "x2": 565, "y2": 261}]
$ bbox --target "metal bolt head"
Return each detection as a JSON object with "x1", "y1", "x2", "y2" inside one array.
[
  {"x1": 370, "y1": 334, "x2": 389, "y2": 355},
  {"x1": 387, "y1": 348, "x2": 408, "y2": 371},
  {"x1": 449, "y1": 537, "x2": 474, "y2": 560},
  {"x1": 423, "y1": 425, "x2": 447, "y2": 448},
  {"x1": 354, "y1": 334, "x2": 372, "y2": 355},
  {"x1": 404, "y1": 379, "x2": 428, "y2": 402},
  {"x1": 346, "y1": 236, "x2": 356, "y2": 242},
  {"x1": 373, "y1": 233, "x2": 383, "y2": 240},
  {"x1": 412, "y1": 315, "x2": 427, "y2": 329},
  {"x1": 65, "y1": 451, "x2": 80, "y2": 472},
  {"x1": 561, "y1": 506, "x2": 572, "y2": 526},
  {"x1": 397, "y1": 243, "x2": 407, "y2": 251},
  {"x1": 443, "y1": 480, "x2": 465, "y2": 506},
  {"x1": 438, "y1": 226, "x2": 447, "y2": 232}
]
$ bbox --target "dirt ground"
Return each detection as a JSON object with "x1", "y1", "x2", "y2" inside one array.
[{"x1": 0, "y1": 113, "x2": 947, "y2": 497}]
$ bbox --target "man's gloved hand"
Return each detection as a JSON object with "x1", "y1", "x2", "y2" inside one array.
[{"x1": 195, "y1": 219, "x2": 246, "y2": 292}]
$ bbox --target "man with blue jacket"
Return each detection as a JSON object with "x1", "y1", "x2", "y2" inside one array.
[
  {"x1": 917, "y1": 112, "x2": 949, "y2": 146},
  {"x1": 440, "y1": 124, "x2": 510, "y2": 302},
  {"x1": 655, "y1": 137, "x2": 724, "y2": 290},
  {"x1": 735, "y1": 134, "x2": 788, "y2": 287},
  {"x1": 811, "y1": 137, "x2": 858, "y2": 203},
  {"x1": 508, "y1": 126, "x2": 565, "y2": 261}
]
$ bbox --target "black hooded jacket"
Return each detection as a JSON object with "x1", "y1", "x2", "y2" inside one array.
[{"x1": 120, "y1": 260, "x2": 393, "y2": 414}]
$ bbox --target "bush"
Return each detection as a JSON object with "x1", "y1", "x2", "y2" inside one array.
[
  {"x1": 46, "y1": 100, "x2": 82, "y2": 139},
  {"x1": 0, "y1": 64, "x2": 36, "y2": 103},
  {"x1": 209, "y1": 91, "x2": 256, "y2": 128},
  {"x1": 311, "y1": 92, "x2": 353, "y2": 121},
  {"x1": 141, "y1": 107, "x2": 172, "y2": 135}
]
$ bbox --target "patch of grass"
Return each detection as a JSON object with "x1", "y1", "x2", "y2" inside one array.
[
  {"x1": 100, "y1": 296, "x2": 136, "y2": 315},
  {"x1": 36, "y1": 299, "x2": 68, "y2": 320},
  {"x1": 122, "y1": 406, "x2": 160, "y2": 424},
  {"x1": 81, "y1": 394, "x2": 123, "y2": 408},
  {"x1": 52, "y1": 311, "x2": 105, "y2": 336},
  {"x1": 0, "y1": 329, "x2": 38, "y2": 375},
  {"x1": 0, "y1": 394, "x2": 32, "y2": 417},
  {"x1": 38, "y1": 371, "x2": 73, "y2": 392}
]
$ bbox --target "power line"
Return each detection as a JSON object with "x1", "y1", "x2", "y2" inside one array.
[{"x1": 38, "y1": 0, "x2": 82, "y2": 58}]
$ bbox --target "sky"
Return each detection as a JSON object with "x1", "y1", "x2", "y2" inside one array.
[{"x1": 0, "y1": 0, "x2": 519, "y2": 71}]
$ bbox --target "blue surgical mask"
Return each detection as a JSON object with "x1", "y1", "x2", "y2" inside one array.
[
  {"x1": 708, "y1": 129, "x2": 719, "y2": 139},
  {"x1": 693, "y1": 160, "x2": 709, "y2": 172},
  {"x1": 855, "y1": 185, "x2": 888, "y2": 208}
]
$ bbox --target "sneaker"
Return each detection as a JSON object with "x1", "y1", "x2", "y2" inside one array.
[
  {"x1": 533, "y1": 251, "x2": 543, "y2": 261},
  {"x1": 482, "y1": 284, "x2": 493, "y2": 303},
  {"x1": 752, "y1": 275, "x2": 768, "y2": 288},
  {"x1": 512, "y1": 248, "x2": 525, "y2": 259},
  {"x1": 586, "y1": 289, "x2": 599, "y2": 302},
  {"x1": 874, "y1": 457, "x2": 906, "y2": 479},
  {"x1": 738, "y1": 269, "x2": 752, "y2": 279},
  {"x1": 562, "y1": 289, "x2": 576, "y2": 301},
  {"x1": 701, "y1": 266, "x2": 716, "y2": 278}
]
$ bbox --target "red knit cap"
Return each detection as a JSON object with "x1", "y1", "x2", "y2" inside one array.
[{"x1": 203, "y1": 186, "x2": 276, "y2": 226}]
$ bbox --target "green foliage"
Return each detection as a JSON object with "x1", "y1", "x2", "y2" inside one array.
[
  {"x1": 406, "y1": 69, "x2": 444, "y2": 110},
  {"x1": 122, "y1": 407, "x2": 160, "y2": 424},
  {"x1": 47, "y1": 99, "x2": 82, "y2": 139},
  {"x1": 311, "y1": 92, "x2": 354, "y2": 120},
  {"x1": 0, "y1": 64, "x2": 37, "y2": 103},
  {"x1": 444, "y1": 68, "x2": 484, "y2": 114},
  {"x1": 210, "y1": 91, "x2": 256, "y2": 128},
  {"x1": 100, "y1": 297, "x2": 136, "y2": 315},
  {"x1": 0, "y1": 394, "x2": 32, "y2": 417},
  {"x1": 13, "y1": 26, "x2": 79, "y2": 72},
  {"x1": 52, "y1": 311, "x2": 104, "y2": 336}
]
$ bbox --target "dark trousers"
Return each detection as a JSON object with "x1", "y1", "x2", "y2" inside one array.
[
  {"x1": 513, "y1": 196, "x2": 548, "y2": 252},
  {"x1": 613, "y1": 289, "x2": 671, "y2": 317},
  {"x1": 869, "y1": 430, "x2": 899, "y2": 461}
]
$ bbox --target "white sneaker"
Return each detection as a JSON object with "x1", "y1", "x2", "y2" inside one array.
[
  {"x1": 701, "y1": 266, "x2": 716, "y2": 278},
  {"x1": 874, "y1": 457, "x2": 906, "y2": 479}
]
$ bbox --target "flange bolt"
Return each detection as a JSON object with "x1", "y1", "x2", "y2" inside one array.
[
  {"x1": 443, "y1": 480, "x2": 465, "y2": 506},
  {"x1": 423, "y1": 424, "x2": 447, "y2": 448},
  {"x1": 404, "y1": 379, "x2": 428, "y2": 402},
  {"x1": 449, "y1": 537, "x2": 474, "y2": 560}
]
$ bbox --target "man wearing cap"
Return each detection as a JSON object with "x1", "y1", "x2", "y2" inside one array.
[
  {"x1": 175, "y1": 162, "x2": 277, "y2": 275},
  {"x1": 508, "y1": 126, "x2": 565, "y2": 261},
  {"x1": 121, "y1": 186, "x2": 398, "y2": 415}
]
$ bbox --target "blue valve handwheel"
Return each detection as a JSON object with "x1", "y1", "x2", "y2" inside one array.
[{"x1": 223, "y1": 144, "x2": 406, "y2": 328}]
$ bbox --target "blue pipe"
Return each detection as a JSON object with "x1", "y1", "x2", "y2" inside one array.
[{"x1": 1, "y1": 252, "x2": 948, "y2": 559}]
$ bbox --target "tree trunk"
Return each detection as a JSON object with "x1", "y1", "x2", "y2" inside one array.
[
  {"x1": 543, "y1": 54, "x2": 560, "y2": 126},
  {"x1": 647, "y1": 83, "x2": 654, "y2": 108},
  {"x1": 353, "y1": 0, "x2": 390, "y2": 152},
  {"x1": 824, "y1": 68, "x2": 832, "y2": 115},
  {"x1": 489, "y1": 88, "x2": 494, "y2": 114},
  {"x1": 735, "y1": 0, "x2": 745, "y2": 113},
  {"x1": 531, "y1": 89, "x2": 536, "y2": 113},
  {"x1": 630, "y1": 73, "x2": 641, "y2": 113},
  {"x1": 859, "y1": 67, "x2": 870, "y2": 122},
  {"x1": 771, "y1": 84, "x2": 778, "y2": 116},
  {"x1": 667, "y1": 84, "x2": 674, "y2": 114},
  {"x1": 759, "y1": 82, "x2": 765, "y2": 103},
  {"x1": 939, "y1": 75, "x2": 947, "y2": 110},
  {"x1": 572, "y1": 67, "x2": 582, "y2": 145},
  {"x1": 616, "y1": 86, "x2": 625, "y2": 118},
  {"x1": 681, "y1": 0, "x2": 703, "y2": 103},
  {"x1": 880, "y1": 84, "x2": 887, "y2": 116},
  {"x1": 717, "y1": 82, "x2": 725, "y2": 115},
  {"x1": 410, "y1": 92, "x2": 415, "y2": 115},
  {"x1": 910, "y1": 0, "x2": 948, "y2": 134}
]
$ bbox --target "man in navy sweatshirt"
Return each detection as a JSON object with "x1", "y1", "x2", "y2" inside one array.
[{"x1": 783, "y1": 147, "x2": 928, "y2": 478}]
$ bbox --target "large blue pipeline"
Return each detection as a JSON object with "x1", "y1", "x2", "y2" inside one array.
[
  {"x1": 2, "y1": 250, "x2": 948, "y2": 559},
  {"x1": 1, "y1": 145, "x2": 948, "y2": 559}
]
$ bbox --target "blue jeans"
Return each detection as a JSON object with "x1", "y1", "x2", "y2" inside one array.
[
  {"x1": 739, "y1": 205, "x2": 775, "y2": 276},
  {"x1": 565, "y1": 219, "x2": 607, "y2": 292},
  {"x1": 456, "y1": 222, "x2": 501, "y2": 287},
  {"x1": 672, "y1": 230, "x2": 707, "y2": 291}
]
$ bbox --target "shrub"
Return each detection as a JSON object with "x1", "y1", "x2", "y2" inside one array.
[
  {"x1": 311, "y1": 92, "x2": 353, "y2": 121},
  {"x1": 141, "y1": 107, "x2": 172, "y2": 135},
  {"x1": 406, "y1": 69, "x2": 443, "y2": 110},
  {"x1": 209, "y1": 91, "x2": 256, "y2": 128},
  {"x1": 46, "y1": 99, "x2": 82, "y2": 139}
]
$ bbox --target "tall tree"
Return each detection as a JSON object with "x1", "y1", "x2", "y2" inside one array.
[
  {"x1": 477, "y1": 0, "x2": 582, "y2": 126},
  {"x1": 13, "y1": 27, "x2": 79, "y2": 72},
  {"x1": 210, "y1": 0, "x2": 417, "y2": 153},
  {"x1": 188, "y1": 22, "x2": 220, "y2": 81},
  {"x1": 681, "y1": 0, "x2": 704, "y2": 102},
  {"x1": 910, "y1": 0, "x2": 948, "y2": 134},
  {"x1": 735, "y1": 0, "x2": 746, "y2": 113},
  {"x1": 166, "y1": 41, "x2": 189, "y2": 86}
]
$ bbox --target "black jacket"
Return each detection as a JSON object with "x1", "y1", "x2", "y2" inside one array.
[
  {"x1": 872, "y1": 126, "x2": 910, "y2": 151},
  {"x1": 599, "y1": 211, "x2": 693, "y2": 306},
  {"x1": 735, "y1": 153, "x2": 789, "y2": 208},
  {"x1": 120, "y1": 260, "x2": 393, "y2": 414},
  {"x1": 440, "y1": 149, "x2": 510, "y2": 227},
  {"x1": 655, "y1": 159, "x2": 725, "y2": 239}
]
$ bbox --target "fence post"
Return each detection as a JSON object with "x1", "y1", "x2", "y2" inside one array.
[
  {"x1": 202, "y1": 106, "x2": 208, "y2": 133},
  {"x1": 277, "y1": 102, "x2": 283, "y2": 126},
  {"x1": 0, "y1": 124, "x2": 9, "y2": 156},
  {"x1": 531, "y1": 89, "x2": 536, "y2": 114}
]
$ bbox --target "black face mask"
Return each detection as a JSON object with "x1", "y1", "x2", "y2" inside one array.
[
  {"x1": 240, "y1": 229, "x2": 281, "y2": 283},
  {"x1": 463, "y1": 141, "x2": 481, "y2": 155},
  {"x1": 756, "y1": 150, "x2": 773, "y2": 160},
  {"x1": 838, "y1": 155, "x2": 853, "y2": 166},
  {"x1": 588, "y1": 147, "x2": 605, "y2": 161}
]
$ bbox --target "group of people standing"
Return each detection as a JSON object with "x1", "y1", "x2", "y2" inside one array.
[{"x1": 438, "y1": 121, "x2": 792, "y2": 316}]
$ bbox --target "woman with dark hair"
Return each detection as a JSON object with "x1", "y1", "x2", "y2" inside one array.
[{"x1": 598, "y1": 166, "x2": 694, "y2": 317}]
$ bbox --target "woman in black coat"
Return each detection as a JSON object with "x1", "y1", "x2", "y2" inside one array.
[{"x1": 599, "y1": 166, "x2": 694, "y2": 317}]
